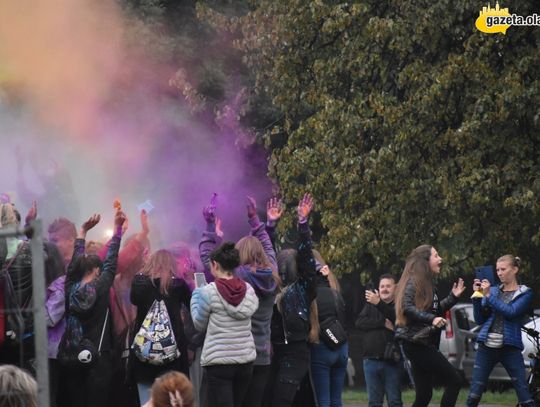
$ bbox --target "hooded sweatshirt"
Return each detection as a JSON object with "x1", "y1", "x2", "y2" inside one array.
[
  {"x1": 199, "y1": 214, "x2": 278, "y2": 365},
  {"x1": 191, "y1": 279, "x2": 259, "y2": 366},
  {"x1": 235, "y1": 266, "x2": 276, "y2": 365}
]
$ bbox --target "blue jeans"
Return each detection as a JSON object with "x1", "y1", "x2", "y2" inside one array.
[
  {"x1": 466, "y1": 343, "x2": 535, "y2": 406},
  {"x1": 137, "y1": 382, "x2": 152, "y2": 405},
  {"x1": 363, "y1": 359, "x2": 403, "y2": 407},
  {"x1": 310, "y1": 341, "x2": 349, "y2": 407}
]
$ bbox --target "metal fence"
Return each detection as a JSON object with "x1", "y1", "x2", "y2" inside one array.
[{"x1": 0, "y1": 220, "x2": 49, "y2": 407}]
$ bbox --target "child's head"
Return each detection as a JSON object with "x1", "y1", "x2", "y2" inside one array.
[
  {"x1": 0, "y1": 365, "x2": 37, "y2": 407},
  {"x1": 150, "y1": 371, "x2": 193, "y2": 407}
]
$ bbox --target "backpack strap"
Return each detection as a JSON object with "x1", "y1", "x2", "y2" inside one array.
[{"x1": 98, "y1": 308, "x2": 109, "y2": 353}]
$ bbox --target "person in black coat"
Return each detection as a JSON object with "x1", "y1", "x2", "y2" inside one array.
[
  {"x1": 394, "y1": 245, "x2": 465, "y2": 407},
  {"x1": 62, "y1": 210, "x2": 126, "y2": 407},
  {"x1": 130, "y1": 249, "x2": 192, "y2": 405},
  {"x1": 356, "y1": 274, "x2": 402, "y2": 407}
]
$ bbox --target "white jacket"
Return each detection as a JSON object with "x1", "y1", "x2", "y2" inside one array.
[{"x1": 191, "y1": 281, "x2": 258, "y2": 366}]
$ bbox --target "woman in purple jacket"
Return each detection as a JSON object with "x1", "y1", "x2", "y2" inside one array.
[{"x1": 43, "y1": 241, "x2": 68, "y2": 407}]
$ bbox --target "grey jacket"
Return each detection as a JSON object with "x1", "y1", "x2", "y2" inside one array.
[{"x1": 191, "y1": 281, "x2": 259, "y2": 366}]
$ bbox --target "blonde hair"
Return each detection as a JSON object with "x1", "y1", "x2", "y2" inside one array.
[
  {"x1": 0, "y1": 204, "x2": 17, "y2": 229},
  {"x1": 497, "y1": 254, "x2": 521, "y2": 268},
  {"x1": 0, "y1": 365, "x2": 37, "y2": 407},
  {"x1": 151, "y1": 371, "x2": 193, "y2": 407},
  {"x1": 141, "y1": 249, "x2": 178, "y2": 295},
  {"x1": 236, "y1": 236, "x2": 273, "y2": 270},
  {"x1": 312, "y1": 249, "x2": 341, "y2": 293}
]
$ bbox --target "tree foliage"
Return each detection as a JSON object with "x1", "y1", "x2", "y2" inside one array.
[{"x1": 202, "y1": 0, "x2": 540, "y2": 281}]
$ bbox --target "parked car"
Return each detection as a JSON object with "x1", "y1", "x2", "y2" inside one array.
[
  {"x1": 440, "y1": 303, "x2": 540, "y2": 384},
  {"x1": 438, "y1": 303, "x2": 478, "y2": 382}
]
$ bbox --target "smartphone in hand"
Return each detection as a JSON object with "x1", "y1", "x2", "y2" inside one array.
[
  {"x1": 365, "y1": 282, "x2": 376, "y2": 293},
  {"x1": 194, "y1": 272, "x2": 207, "y2": 288},
  {"x1": 475, "y1": 265, "x2": 495, "y2": 285}
]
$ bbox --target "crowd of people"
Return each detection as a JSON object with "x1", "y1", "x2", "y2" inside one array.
[{"x1": 0, "y1": 192, "x2": 536, "y2": 407}]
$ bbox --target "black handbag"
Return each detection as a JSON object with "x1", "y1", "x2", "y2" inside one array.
[
  {"x1": 319, "y1": 289, "x2": 348, "y2": 349},
  {"x1": 382, "y1": 340, "x2": 401, "y2": 363},
  {"x1": 319, "y1": 317, "x2": 347, "y2": 349},
  {"x1": 58, "y1": 309, "x2": 109, "y2": 369}
]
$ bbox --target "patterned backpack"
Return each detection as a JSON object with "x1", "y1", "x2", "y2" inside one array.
[{"x1": 132, "y1": 299, "x2": 180, "y2": 365}]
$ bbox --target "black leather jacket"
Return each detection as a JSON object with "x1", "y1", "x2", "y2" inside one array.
[
  {"x1": 395, "y1": 280, "x2": 458, "y2": 347},
  {"x1": 0, "y1": 239, "x2": 35, "y2": 337}
]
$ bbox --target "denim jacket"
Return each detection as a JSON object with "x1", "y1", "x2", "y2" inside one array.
[{"x1": 473, "y1": 284, "x2": 532, "y2": 350}]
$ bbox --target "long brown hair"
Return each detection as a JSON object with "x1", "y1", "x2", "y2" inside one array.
[
  {"x1": 236, "y1": 235, "x2": 280, "y2": 285},
  {"x1": 236, "y1": 236, "x2": 272, "y2": 269},
  {"x1": 312, "y1": 249, "x2": 341, "y2": 293},
  {"x1": 141, "y1": 249, "x2": 178, "y2": 296},
  {"x1": 395, "y1": 245, "x2": 434, "y2": 326}
]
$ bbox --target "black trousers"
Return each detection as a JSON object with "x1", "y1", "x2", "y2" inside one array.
[
  {"x1": 242, "y1": 364, "x2": 271, "y2": 407},
  {"x1": 402, "y1": 341, "x2": 462, "y2": 407},
  {"x1": 64, "y1": 351, "x2": 113, "y2": 407},
  {"x1": 201, "y1": 362, "x2": 253, "y2": 407},
  {"x1": 263, "y1": 341, "x2": 311, "y2": 407}
]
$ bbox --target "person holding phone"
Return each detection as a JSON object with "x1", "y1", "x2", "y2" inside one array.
[
  {"x1": 466, "y1": 255, "x2": 535, "y2": 407},
  {"x1": 394, "y1": 245, "x2": 466, "y2": 407},
  {"x1": 191, "y1": 241, "x2": 259, "y2": 407}
]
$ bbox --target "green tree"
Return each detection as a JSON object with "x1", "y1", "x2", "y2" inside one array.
[{"x1": 205, "y1": 0, "x2": 540, "y2": 283}]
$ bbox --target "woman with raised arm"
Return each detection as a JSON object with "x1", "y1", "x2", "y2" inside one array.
[
  {"x1": 62, "y1": 209, "x2": 126, "y2": 407},
  {"x1": 199, "y1": 196, "x2": 280, "y2": 407},
  {"x1": 310, "y1": 250, "x2": 348, "y2": 407},
  {"x1": 265, "y1": 194, "x2": 319, "y2": 407},
  {"x1": 191, "y1": 241, "x2": 259, "y2": 407},
  {"x1": 394, "y1": 245, "x2": 465, "y2": 407},
  {"x1": 466, "y1": 255, "x2": 534, "y2": 407}
]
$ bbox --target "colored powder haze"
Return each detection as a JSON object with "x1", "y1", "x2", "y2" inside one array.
[{"x1": 0, "y1": 0, "x2": 272, "y2": 247}]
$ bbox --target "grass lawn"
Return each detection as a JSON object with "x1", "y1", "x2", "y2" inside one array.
[{"x1": 342, "y1": 388, "x2": 517, "y2": 405}]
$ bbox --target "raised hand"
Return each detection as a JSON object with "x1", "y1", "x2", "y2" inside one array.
[
  {"x1": 114, "y1": 210, "x2": 127, "y2": 234},
  {"x1": 473, "y1": 278, "x2": 482, "y2": 291},
  {"x1": 25, "y1": 201, "x2": 37, "y2": 225},
  {"x1": 216, "y1": 217, "x2": 224, "y2": 238},
  {"x1": 365, "y1": 289, "x2": 380, "y2": 305},
  {"x1": 297, "y1": 193, "x2": 314, "y2": 223},
  {"x1": 246, "y1": 196, "x2": 257, "y2": 219},
  {"x1": 203, "y1": 194, "x2": 217, "y2": 223},
  {"x1": 79, "y1": 214, "x2": 101, "y2": 239},
  {"x1": 451, "y1": 278, "x2": 466, "y2": 297},
  {"x1": 82, "y1": 214, "x2": 101, "y2": 232},
  {"x1": 320, "y1": 264, "x2": 330, "y2": 276},
  {"x1": 203, "y1": 205, "x2": 216, "y2": 224},
  {"x1": 266, "y1": 197, "x2": 283, "y2": 223},
  {"x1": 140, "y1": 209, "x2": 149, "y2": 235}
]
